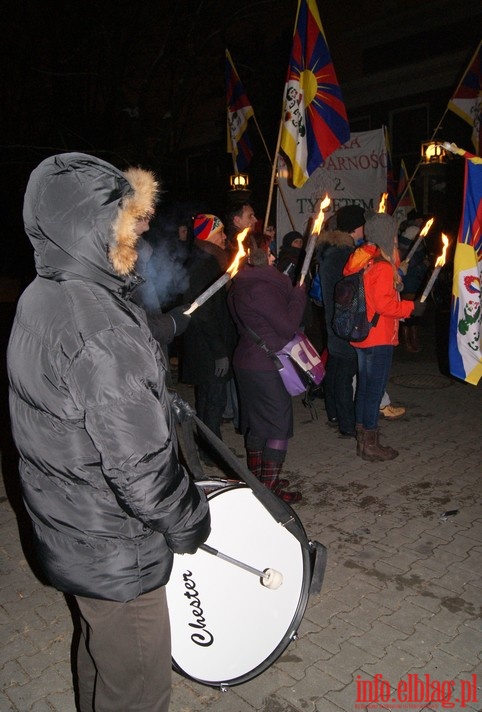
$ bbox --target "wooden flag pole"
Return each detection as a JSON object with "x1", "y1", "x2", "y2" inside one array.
[
  {"x1": 252, "y1": 114, "x2": 272, "y2": 165},
  {"x1": 264, "y1": 120, "x2": 283, "y2": 231}
]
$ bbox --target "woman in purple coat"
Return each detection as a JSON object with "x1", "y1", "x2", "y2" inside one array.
[{"x1": 227, "y1": 248, "x2": 306, "y2": 503}]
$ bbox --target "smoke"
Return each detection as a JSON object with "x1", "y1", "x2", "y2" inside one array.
[
  {"x1": 141, "y1": 201, "x2": 206, "y2": 309},
  {"x1": 144, "y1": 237, "x2": 190, "y2": 309}
]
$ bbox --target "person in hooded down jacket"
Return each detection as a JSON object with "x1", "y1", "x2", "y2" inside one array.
[{"x1": 7, "y1": 153, "x2": 210, "y2": 712}]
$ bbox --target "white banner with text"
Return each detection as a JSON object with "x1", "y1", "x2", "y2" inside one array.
[{"x1": 276, "y1": 128, "x2": 387, "y2": 242}]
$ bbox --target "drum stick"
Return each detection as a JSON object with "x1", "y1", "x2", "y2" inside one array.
[{"x1": 200, "y1": 544, "x2": 283, "y2": 589}]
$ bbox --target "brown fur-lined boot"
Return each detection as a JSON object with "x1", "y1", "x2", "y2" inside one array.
[{"x1": 362, "y1": 429, "x2": 398, "y2": 462}]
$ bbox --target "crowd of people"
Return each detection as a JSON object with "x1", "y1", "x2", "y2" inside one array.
[
  {"x1": 6, "y1": 152, "x2": 432, "y2": 711},
  {"x1": 132, "y1": 196, "x2": 429, "y2": 475}
]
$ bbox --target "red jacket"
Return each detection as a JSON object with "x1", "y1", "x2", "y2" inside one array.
[{"x1": 343, "y1": 244, "x2": 414, "y2": 348}]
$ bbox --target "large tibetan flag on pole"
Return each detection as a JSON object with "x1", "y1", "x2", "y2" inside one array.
[
  {"x1": 226, "y1": 49, "x2": 254, "y2": 173},
  {"x1": 280, "y1": 0, "x2": 350, "y2": 188},
  {"x1": 447, "y1": 41, "x2": 482, "y2": 156},
  {"x1": 449, "y1": 146, "x2": 482, "y2": 385}
]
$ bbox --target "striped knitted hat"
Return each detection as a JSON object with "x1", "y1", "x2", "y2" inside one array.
[{"x1": 193, "y1": 214, "x2": 224, "y2": 241}]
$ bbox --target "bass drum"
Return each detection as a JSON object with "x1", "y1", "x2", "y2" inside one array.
[{"x1": 166, "y1": 478, "x2": 311, "y2": 688}]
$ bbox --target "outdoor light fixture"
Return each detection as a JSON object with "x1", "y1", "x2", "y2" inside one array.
[
  {"x1": 421, "y1": 141, "x2": 447, "y2": 164},
  {"x1": 230, "y1": 173, "x2": 249, "y2": 190}
]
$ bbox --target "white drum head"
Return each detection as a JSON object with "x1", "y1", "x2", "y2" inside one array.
[{"x1": 166, "y1": 484, "x2": 310, "y2": 687}]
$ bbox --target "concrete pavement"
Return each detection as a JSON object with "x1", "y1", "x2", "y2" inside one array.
[{"x1": 1, "y1": 304, "x2": 481, "y2": 711}]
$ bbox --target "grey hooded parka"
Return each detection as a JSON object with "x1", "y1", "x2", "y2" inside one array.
[{"x1": 7, "y1": 153, "x2": 210, "y2": 602}]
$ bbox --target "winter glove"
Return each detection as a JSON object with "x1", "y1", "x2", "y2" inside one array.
[
  {"x1": 411, "y1": 299, "x2": 427, "y2": 317},
  {"x1": 168, "y1": 390, "x2": 196, "y2": 424},
  {"x1": 398, "y1": 259, "x2": 409, "y2": 277},
  {"x1": 214, "y1": 357, "x2": 229, "y2": 378},
  {"x1": 167, "y1": 304, "x2": 191, "y2": 336}
]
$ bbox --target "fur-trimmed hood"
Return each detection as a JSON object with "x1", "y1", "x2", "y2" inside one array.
[
  {"x1": 23, "y1": 153, "x2": 159, "y2": 291},
  {"x1": 316, "y1": 229, "x2": 354, "y2": 249}
]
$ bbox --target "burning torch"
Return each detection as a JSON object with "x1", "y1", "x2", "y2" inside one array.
[
  {"x1": 299, "y1": 195, "x2": 331, "y2": 286},
  {"x1": 184, "y1": 228, "x2": 249, "y2": 314},
  {"x1": 404, "y1": 217, "x2": 434, "y2": 263},
  {"x1": 419, "y1": 233, "x2": 450, "y2": 303},
  {"x1": 378, "y1": 192, "x2": 388, "y2": 213}
]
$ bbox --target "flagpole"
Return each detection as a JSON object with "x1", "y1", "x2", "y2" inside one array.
[
  {"x1": 264, "y1": 119, "x2": 283, "y2": 230},
  {"x1": 252, "y1": 115, "x2": 272, "y2": 164},
  {"x1": 394, "y1": 39, "x2": 482, "y2": 213}
]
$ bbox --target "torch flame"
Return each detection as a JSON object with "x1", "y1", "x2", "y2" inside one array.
[
  {"x1": 378, "y1": 192, "x2": 388, "y2": 213},
  {"x1": 419, "y1": 217, "x2": 434, "y2": 237},
  {"x1": 312, "y1": 194, "x2": 331, "y2": 235},
  {"x1": 227, "y1": 228, "x2": 249, "y2": 277},
  {"x1": 435, "y1": 233, "x2": 449, "y2": 268}
]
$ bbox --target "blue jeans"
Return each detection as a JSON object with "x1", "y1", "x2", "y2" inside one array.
[{"x1": 355, "y1": 346, "x2": 393, "y2": 430}]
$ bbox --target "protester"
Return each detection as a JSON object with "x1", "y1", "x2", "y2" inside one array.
[
  {"x1": 224, "y1": 199, "x2": 258, "y2": 257},
  {"x1": 130, "y1": 199, "x2": 191, "y2": 378},
  {"x1": 228, "y1": 247, "x2": 307, "y2": 503},
  {"x1": 181, "y1": 213, "x2": 236, "y2": 465},
  {"x1": 277, "y1": 230, "x2": 305, "y2": 284},
  {"x1": 222, "y1": 200, "x2": 258, "y2": 429},
  {"x1": 343, "y1": 212, "x2": 425, "y2": 461},
  {"x1": 316, "y1": 205, "x2": 365, "y2": 437},
  {"x1": 398, "y1": 221, "x2": 430, "y2": 353},
  {"x1": 7, "y1": 153, "x2": 211, "y2": 711}
]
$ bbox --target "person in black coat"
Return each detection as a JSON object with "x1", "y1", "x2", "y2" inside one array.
[
  {"x1": 181, "y1": 214, "x2": 237, "y2": 464},
  {"x1": 7, "y1": 154, "x2": 210, "y2": 712},
  {"x1": 316, "y1": 205, "x2": 366, "y2": 437}
]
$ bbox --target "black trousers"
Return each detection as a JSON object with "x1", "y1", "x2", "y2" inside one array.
[
  {"x1": 75, "y1": 587, "x2": 171, "y2": 712},
  {"x1": 324, "y1": 352, "x2": 357, "y2": 432},
  {"x1": 195, "y1": 381, "x2": 227, "y2": 439}
]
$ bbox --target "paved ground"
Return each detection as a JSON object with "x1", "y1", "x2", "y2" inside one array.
[{"x1": 0, "y1": 302, "x2": 481, "y2": 712}]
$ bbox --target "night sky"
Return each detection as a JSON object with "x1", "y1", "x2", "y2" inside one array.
[{"x1": 2, "y1": 0, "x2": 479, "y2": 278}]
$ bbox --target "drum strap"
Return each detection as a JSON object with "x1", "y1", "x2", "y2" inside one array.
[{"x1": 168, "y1": 390, "x2": 309, "y2": 550}]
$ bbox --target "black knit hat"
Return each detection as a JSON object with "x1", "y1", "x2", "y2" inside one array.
[
  {"x1": 336, "y1": 205, "x2": 366, "y2": 233},
  {"x1": 282, "y1": 231, "x2": 303, "y2": 249}
]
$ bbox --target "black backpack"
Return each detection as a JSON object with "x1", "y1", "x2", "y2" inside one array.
[{"x1": 332, "y1": 260, "x2": 380, "y2": 342}]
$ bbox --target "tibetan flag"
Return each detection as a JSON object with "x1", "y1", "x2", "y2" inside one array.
[
  {"x1": 280, "y1": 0, "x2": 349, "y2": 188},
  {"x1": 447, "y1": 41, "x2": 482, "y2": 156},
  {"x1": 449, "y1": 148, "x2": 482, "y2": 385},
  {"x1": 226, "y1": 49, "x2": 254, "y2": 173}
]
